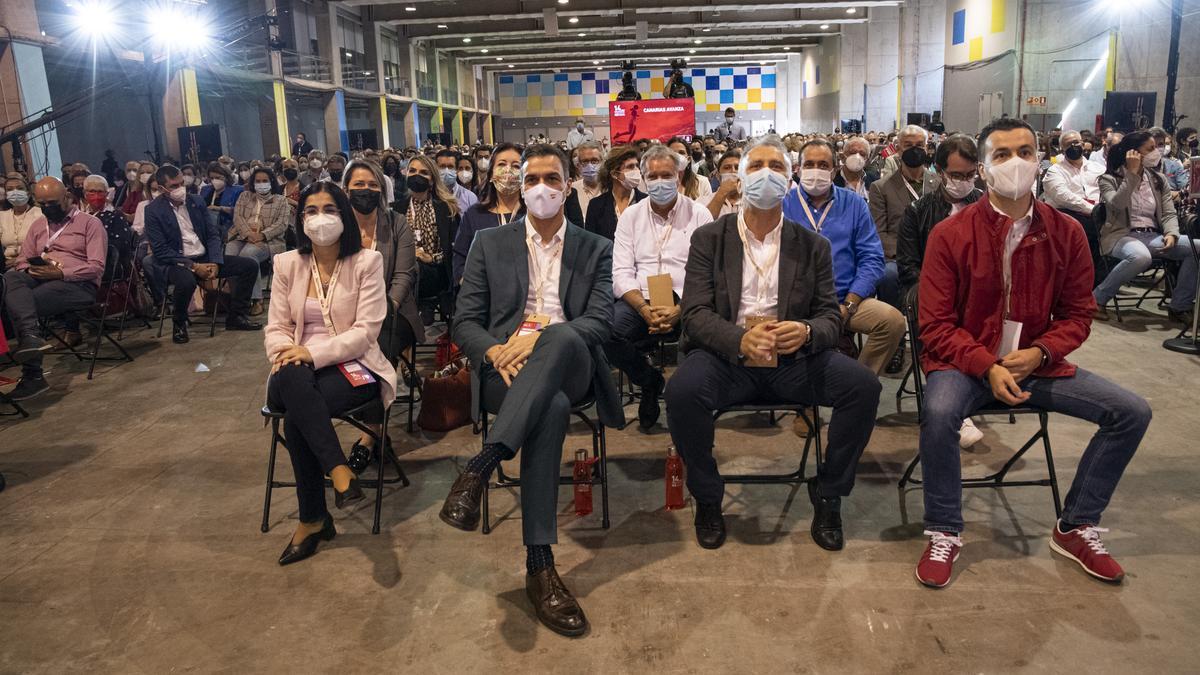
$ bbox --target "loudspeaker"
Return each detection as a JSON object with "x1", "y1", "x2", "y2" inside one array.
[
  {"x1": 177, "y1": 124, "x2": 222, "y2": 165},
  {"x1": 906, "y1": 112, "x2": 930, "y2": 127},
  {"x1": 1103, "y1": 92, "x2": 1157, "y2": 132}
]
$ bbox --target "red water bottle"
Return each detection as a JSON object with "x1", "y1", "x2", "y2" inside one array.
[
  {"x1": 665, "y1": 446, "x2": 685, "y2": 510},
  {"x1": 573, "y1": 448, "x2": 593, "y2": 516}
]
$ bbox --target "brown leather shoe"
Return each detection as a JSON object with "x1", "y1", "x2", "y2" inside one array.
[
  {"x1": 526, "y1": 566, "x2": 588, "y2": 637},
  {"x1": 62, "y1": 330, "x2": 83, "y2": 348},
  {"x1": 438, "y1": 470, "x2": 485, "y2": 531}
]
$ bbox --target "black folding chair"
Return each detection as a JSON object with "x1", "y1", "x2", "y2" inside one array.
[
  {"x1": 1089, "y1": 203, "x2": 1176, "y2": 322},
  {"x1": 477, "y1": 389, "x2": 609, "y2": 535},
  {"x1": 615, "y1": 333, "x2": 675, "y2": 429},
  {"x1": 43, "y1": 243, "x2": 135, "y2": 379},
  {"x1": 155, "y1": 276, "x2": 228, "y2": 339},
  {"x1": 896, "y1": 304, "x2": 1063, "y2": 517},
  {"x1": 714, "y1": 403, "x2": 824, "y2": 487},
  {"x1": 260, "y1": 398, "x2": 410, "y2": 535}
]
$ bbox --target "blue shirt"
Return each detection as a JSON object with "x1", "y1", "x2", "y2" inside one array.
[
  {"x1": 782, "y1": 184, "x2": 884, "y2": 301},
  {"x1": 198, "y1": 183, "x2": 244, "y2": 238},
  {"x1": 453, "y1": 182, "x2": 479, "y2": 215}
]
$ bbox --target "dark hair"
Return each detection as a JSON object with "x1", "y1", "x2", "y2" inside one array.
[
  {"x1": 478, "y1": 142, "x2": 524, "y2": 209},
  {"x1": 155, "y1": 164, "x2": 181, "y2": 184},
  {"x1": 296, "y1": 132, "x2": 306, "y2": 141},
  {"x1": 205, "y1": 161, "x2": 232, "y2": 183},
  {"x1": 521, "y1": 143, "x2": 569, "y2": 178},
  {"x1": 249, "y1": 166, "x2": 281, "y2": 194},
  {"x1": 934, "y1": 134, "x2": 978, "y2": 170},
  {"x1": 1105, "y1": 130, "x2": 1164, "y2": 190},
  {"x1": 180, "y1": 163, "x2": 196, "y2": 175},
  {"x1": 293, "y1": 182, "x2": 363, "y2": 259},
  {"x1": 798, "y1": 138, "x2": 837, "y2": 165},
  {"x1": 600, "y1": 145, "x2": 640, "y2": 191},
  {"x1": 435, "y1": 149, "x2": 461, "y2": 163},
  {"x1": 978, "y1": 117, "x2": 1036, "y2": 156},
  {"x1": 665, "y1": 136, "x2": 702, "y2": 198},
  {"x1": 472, "y1": 145, "x2": 492, "y2": 160},
  {"x1": 724, "y1": 107, "x2": 735, "y2": 116},
  {"x1": 716, "y1": 150, "x2": 742, "y2": 171}
]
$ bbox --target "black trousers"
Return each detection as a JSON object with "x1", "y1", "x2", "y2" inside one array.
[
  {"x1": 664, "y1": 348, "x2": 881, "y2": 504},
  {"x1": 2, "y1": 270, "x2": 96, "y2": 377},
  {"x1": 1063, "y1": 209, "x2": 1104, "y2": 287},
  {"x1": 602, "y1": 299, "x2": 679, "y2": 387},
  {"x1": 481, "y1": 324, "x2": 593, "y2": 546},
  {"x1": 142, "y1": 254, "x2": 259, "y2": 325},
  {"x1": 268, "y1": 363, "x2": 380, "y2": 523}
]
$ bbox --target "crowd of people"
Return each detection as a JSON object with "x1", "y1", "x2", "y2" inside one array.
[{"x1": 1, "y1": 115, "x2": 1196, "y2": 638}]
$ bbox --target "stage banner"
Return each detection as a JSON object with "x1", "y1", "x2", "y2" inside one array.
[{"x1": 609, "y1": 98, "x2": 696, "y2": 144}]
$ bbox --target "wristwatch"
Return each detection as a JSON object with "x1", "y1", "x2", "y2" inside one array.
[
  {"x1": 842, "y1": 300, "x2": 858, "y2": 316},
  {"x1": 798, "y1": 320, "x2": 813, "y2": 346}
]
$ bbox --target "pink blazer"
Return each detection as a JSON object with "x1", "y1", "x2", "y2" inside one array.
[{"x1": 264, "y1": 248, "x2": 398, "y2": 406}]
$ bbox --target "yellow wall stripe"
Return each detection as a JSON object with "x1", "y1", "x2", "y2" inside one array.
[
  {"x1": 378, "y1": 97, "x2": 390, "y2": 149},
  {"x1": 272, "y1": 81, "x2": 290, "y2": 156},
  {"x1": 990, "y1": 0, "x2": 1006, "y2": 34},
  {"x1": 180, "y1": 68, "x2": 201, "y2": 126}
]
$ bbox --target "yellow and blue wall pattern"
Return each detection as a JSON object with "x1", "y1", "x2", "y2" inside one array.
[
  {"x1": 946, "y1": 0, "x2": 1017, "y2": 66},
  {"x1": 497, "y1": 66, "x2": 777, "y2": 119}
]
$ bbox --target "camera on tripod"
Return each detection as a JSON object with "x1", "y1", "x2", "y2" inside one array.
[
  {"x1": 665, "y1": 58, "x2": 693, "y2": 99},
  {"x1": 617, "y1": 60, "x2": 641, "y2": 101}
]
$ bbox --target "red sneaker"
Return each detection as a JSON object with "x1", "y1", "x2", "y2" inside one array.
[
  {"x1": 1050, "y1": 523, "x2": 1125, "y2": 582},
  {"x1": 915, "y1": 530, "x2": 962, "y2": 588}
]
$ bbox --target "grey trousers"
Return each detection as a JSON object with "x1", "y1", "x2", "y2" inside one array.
[
  {"x1": 3, "y1": 269, "x2": 96, "y2": 377},
  {"x1": 481, "y1": 324, "x2": 593, "y2": 546}
]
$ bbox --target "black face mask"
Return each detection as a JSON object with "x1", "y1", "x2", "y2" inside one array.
[
  {"x1": 329, "y1": 169, "x2": 344, "y2": 183},
  {"x1": 349, "y1": 189, "x2": 380, "y2": 214},
  {"x1": 283, "y1": 168, "x2": 299, "y2": 180},
  {"x1": 1190, "y1": 138, "x2": 1199, "y2": 150},
  {"x1": 406, "y1": 174, "x2": 431, "y2": 194},
  {"x1": 1064, "y1": 145, "x2": 1084, "y2": 161},
  {"x1": 41, "y1": 202, "x2": 68, "y2": 224},
  {"x1": 901, "y1": 146, "x2": 927, "y2": 169}
]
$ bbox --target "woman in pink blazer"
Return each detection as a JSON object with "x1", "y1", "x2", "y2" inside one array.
[{"x1": 264, "y1": 182, "x2": 397, "y2": 566}]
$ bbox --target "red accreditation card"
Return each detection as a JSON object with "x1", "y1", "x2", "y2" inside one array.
[{"x1": 338, "y1": 360, "x2": 377, "y2": 387}]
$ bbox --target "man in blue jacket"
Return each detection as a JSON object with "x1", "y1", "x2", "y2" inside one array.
[
  {"x1": 782, "y1": 138, "x2": 905, "y2": 375},
  {"x1": 143, "y1": 165, "x2": 261, "y2": 343}
]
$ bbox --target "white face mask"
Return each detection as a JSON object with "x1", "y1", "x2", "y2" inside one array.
[
  {"x1": 254, "y1": 182, "x2": 272, "y2": 195},
  {"x1": 983, "y1": 156, "x2": 1038, "y2": 200},
  {"x1": 126, "y1": 170, "x2": 138, "y2": 182},
  {"x1": 182, "y1": 175, "x2": 195, "y2": 187},
  {"x1": 477, "y1": 157, "x2": 490, "y2": 172},
  {"x1": 942, "y1": 176, "x2": 976, "y2": 201},
  {"x1": 211, "y1": 178, "x2": 226, "y2": 191},
  {"x1": 800, "y1": 168, "x2": 832, "y2": 196},
  {"x1": 239, "y1": 171, "x2": 251, "y2": 181},
  {"x1": 139, "y1": 172, "x2": 153, "y2": 183},
  {"x1": 522, "y1": 183, "x2": 565, "y2": 220},
  {"x1": 843, "y1": 153, "x2": 867, "y2": 173},
  {"x1": 1143, "y1": 148, "x2": 1163, "y2": 168},
  {"x1": 168, "y1": 186, "x2": 187, "y2": 203},
  {"x1": 619, "y1": 168, "x2": 642, "y2": 190},
  {"x1": 457, "y1": 169, "x2": 474, "y2": 183},
  {"x1": 310, "y1": 159, "x2": 323, "y2": 170},
  {"x1": 304, "y1": 212, "x2": 344, "y2": 247}
]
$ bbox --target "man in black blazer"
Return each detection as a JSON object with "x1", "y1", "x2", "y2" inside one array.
[
  {"x1": 665, "y1": 136, "x2": 881, "y2": 552},
  {"x1": 441, "y1": 144, "x2": 623, "y2": 638},
  {"x1": 142, "y1": 165, "x2": 261, "y2": 342}
]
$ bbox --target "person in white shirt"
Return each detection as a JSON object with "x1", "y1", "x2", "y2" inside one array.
[
  {"x1": 435, "y1": 149, "x2": 479, "y2": 215},
  {"x1": 1, "y1": 175, "x2": 42, "y2": 269},
  {"x1": 566, "y1": 118, "x2": 594, "y2": 150},
  {"x1": 568, "y1": 141, "x2": 603, "y2": 222},
  {"x1": 1042, "y1": 130, "x2": 1103, "y2": 220},
  {"x1": 609, "y1": 144, "x2": 713, "y2": 430}
]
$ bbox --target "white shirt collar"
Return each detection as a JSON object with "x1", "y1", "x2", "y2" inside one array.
[
  {"x1": 525, "y1": 217, "x2": 567, "y2": 246},
  {"x1": 986, "y1": 195, "x2": 1033, "y2": 226}
]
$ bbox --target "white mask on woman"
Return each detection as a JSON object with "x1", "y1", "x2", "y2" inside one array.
[{"x1": 304, "y1": 212, "x2": 344, "y2": 247}]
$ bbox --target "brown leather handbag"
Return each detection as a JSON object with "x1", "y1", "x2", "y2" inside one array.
[{"x1": 416, "y1": 360, "x2": 472, "y2": 432}]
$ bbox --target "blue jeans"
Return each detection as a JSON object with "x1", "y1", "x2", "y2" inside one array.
[
  {"x1": 876, "y1": 260, "x2": 901, "y2": 309},
  {"x1": 1093, "y1": 232, "x2": 1198, "y2": 311},
  {"x1": 225, "y1": 240, "x2": 271, "y2": 300},
  {"x1": 920, "y1": 368, "x2": 1150, "y2": 533}
]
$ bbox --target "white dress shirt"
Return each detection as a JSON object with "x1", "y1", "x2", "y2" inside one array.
[
  {"x1": 612, "y1": 195, "x2": 712, "y2": 299},
  {"x1": 453, "y1": 182, "x2": 479, "y2": 215},
  {"x1": 571, "y1": 178, "x2": 602, "y2": 220},
  {"x1": 988, "y1": 198, "x2": 1033, "y2": 311},
  {"x1": 173, "y1": 200, "x2": 206, "y2": 257},
  {"x1": 735, "y1": 211, "x2": 783, "y2": 326},
  {"x1": 523, "y1": 218, "x2": 568, "y2": 325},
  {"x1": 1041, "y1": 158, "x2": 1102, "y2": 213}
]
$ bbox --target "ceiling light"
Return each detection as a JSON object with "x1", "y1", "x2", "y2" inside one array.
[
  {"x1": 496, "y1": 56, "x2": 503, "y2": 60},
  {"x1": 72, "y1": 1, "x2": 113, "y2": 39},
  {"x1": 702, "y1": 27, "x2": 711, "y2": 32},
  {"x1": 463, "y1": 37, "x2": 471, "y2": 42},
  {"x1": 437, "y1": 24, "x2": 447, "y2": 29},
  {"x1": 558, "y1": 0, "x2": 569, "y2": 4},
  {"x1": 820, "y1": 24, "x2": 830, "y2": 29},
  {"x1": 592, "y1": 60, "x2": 599, "y2": 64},
  {"x1": 507, "y1": 64, "x2": 514, "y2": 68},
  {"x1": 689, "y1": 49, "x2": 696, "y2": 54},
  {"x1": 405, "y1": 6, "x2": 416, "y2": 11},
  {"x1": 759, "y1": 61, "x2": 767, "y2": 65},
  {"x1": 568, "y1": 17, "x2": 579, "y2": 23},
  {"x1": 847, "y1": 8, "x2": 857, "y2": 14},
  {"x1": 783, "y1": 46, "x2": 791, "y2": 50},
  {"x1": 694, "y1": 39, "x2": 702, "y2": 44},
  {"x1": 481, "y1": 49, "x2": 489, "y2": 53}
]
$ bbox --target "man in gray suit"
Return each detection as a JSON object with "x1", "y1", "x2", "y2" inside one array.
[
  {"x1": 664, "y1": 136, "x2": 881, "y2": 553},
  {"x1": 440, "y1": 144, "x2": 623, "y2": 638}
]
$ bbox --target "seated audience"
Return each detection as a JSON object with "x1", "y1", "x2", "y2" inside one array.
[
  {"x1": 833, "y1": 136, "x2": 878, "y2": 199},
  {"x1": 1, "y1": 176, "x2": 41, "y2": 270},
  {"x1": 609, "y1": 145, "x2": 712, "y2": 430},
  {"x1": 1149, "y1": 126, "x2": 1189, "y2": 194},
  {"x1": 229, "y1": 167, "x2": 290, "y2": 316},
  {"x1": 440, "y1": 144, "x2": 623, "y2": 638},
  {"x1": 142, "y1": 165, "x2": 262, "y2": 343},
  {"x1": 782, "y1": 138, "x2": 906, "y2": 376},
  {"x1": 914, "y1": 117, "x2": 1151, "y2": 589},
  {"x1": 436, "y1": 149, "x2": 479, "y2": 215},
  {"x1": 2, "y1": 177, "x2": 107, "y2": 400},
  {"x1": 264, "y1": 182, "x2": 397, "y2": 566},
  {"x1": 705, "y1": 150, "x2": 743, "y2": 219},
  {"x1": 1094, "y1": 130, "x2": 1198, "y2": 323},
  {"x1": 667, "y1": 137, "x2": 714, "y2": 202},
  {"x1": 398, "y1": 154, "x2": 459, "y2": 319},
  {"x1": 1041, "y1": 130, "x2": 1103, "y2": 225},
  {"x1": 298, "y1": 151, "x2": 327, "y2": 189},
  {"x1": 198, "y1": 162, "x2": 242, "y2": 240},
  {"x1": 567, "y1": 141, "x2": 603, "y2": 227},
  {"x1": 584, "y1": 145, "x2": 645, "y2": 240},
  {"x1": 665, "y1": 136, "x2": 881, "y2": 552},
  {"x1": 120, "y1": 162, "x2": 157, "y2": 223},
  {"x1": 452, "y1": 143, "x2": 524, "y2": 284}
]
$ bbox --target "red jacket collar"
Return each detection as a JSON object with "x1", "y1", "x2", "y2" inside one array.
[{"x1": 976, "y1": 191, "x2": 1050, "y2": 238}]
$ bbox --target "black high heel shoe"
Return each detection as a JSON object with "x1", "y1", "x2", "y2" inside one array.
[
  {"x1": 347, "y1": 442, "x2": 372, "y2": 474},
  {"x1": 334, "y1": 477, "x2": 364, "y2": 509},
  {"x1": 278, "y1": 515, "x2": 335, "y2": 566}
]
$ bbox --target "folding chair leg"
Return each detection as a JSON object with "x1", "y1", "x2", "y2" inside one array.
[
  {"x1": 898, "y1": 454, "x2": 922, "y2": 489},
  {"x1": 261, "y1": 418, "x2": 281, "y2": 533},
  {"x1": 597, "y1": 425, "x2": 610, "y2": 529},
  {"x1": 481, "y1": 472, "x2": 492, "y2": 535},
  {"x1": 157, "y1": 292, "x2": 169, "y2": 338},
  {"x1": 208, "y1": 281, "x2": 221, "y2": 338},
  {"x1": 1039, "y1": 413, "x2": 1063, "y2": 518},
  {"x1": 371, "y1": 410, "x2": 390, "y2": 534}
]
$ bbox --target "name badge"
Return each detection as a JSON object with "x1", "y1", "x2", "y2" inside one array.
[
  {"x1": 998, "y1": 319, "x2": 1023, "y2": 357},
  {"x1": 646, "y1": 273, "x2": 675, "y2": 308},
  {"x1": 743, "y1": 315, "x2": 778, "y2": 368},
  {"x1": 517, "y1": 313, "x2": 551, "y2": 337},
  {"x1": 338, "y1": 360, "x2": 377, "y2": 387}
]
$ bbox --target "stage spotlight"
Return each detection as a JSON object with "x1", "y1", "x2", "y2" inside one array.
[
  {"x1": 73, "y1": 1, "x2": 113, "y2": 39},
  {"x1": 150, "y1": 7, "x2": 212, "y2": 52}
]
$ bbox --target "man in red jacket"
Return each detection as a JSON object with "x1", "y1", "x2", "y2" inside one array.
[{"x1": 913, "y1": 118, "x2": 1151, "y2": 589}]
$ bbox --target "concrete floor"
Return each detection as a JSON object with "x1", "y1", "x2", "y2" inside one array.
[{"x1": 2, "y1": 306, "x2": 1199, "y2": 674}]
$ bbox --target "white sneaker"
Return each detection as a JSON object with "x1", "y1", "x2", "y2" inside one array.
[{"x1": 958, "y1": 418, "x2": 983, "y2": 448}]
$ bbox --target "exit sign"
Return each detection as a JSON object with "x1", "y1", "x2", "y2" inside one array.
[{"x1": 1026, "y1": 96, "x2": 1047, "y2": 106}]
